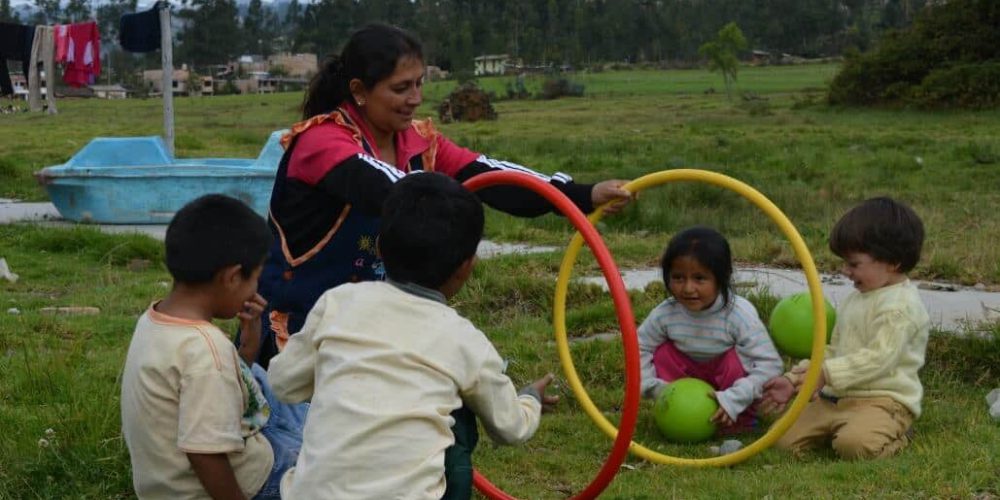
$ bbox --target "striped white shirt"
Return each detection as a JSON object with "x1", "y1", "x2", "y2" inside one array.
[{"x1": 638, "y1": 293, "x2": 783, "y2": 419}]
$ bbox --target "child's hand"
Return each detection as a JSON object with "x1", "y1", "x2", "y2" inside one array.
[
  {"x1": 237, "y1": 293, "x2": 267, "y2": 365},
  {"x1": 529, "y1": 373, "x2": 561, "y2": 413},
  {"x1": 788, "y1": 364, "x2": 809, "y2": 389},
  {"x1": 760, "y1": 376, "x2": 795, "y2": 416},
  {"x1": 708, "y1": 392, "x2": 735, "y2": 427},
  {"x1": 808, "y1": 370, "x2": 827, "y2": 401}
]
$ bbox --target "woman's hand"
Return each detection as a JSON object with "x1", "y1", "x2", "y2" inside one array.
[{"x1": 591, "y1": 179, "x2": 635, "y2": 215}]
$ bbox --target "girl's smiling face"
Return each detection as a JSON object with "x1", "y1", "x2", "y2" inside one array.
[{"x1": 667, "y1": 255, "x2": 720, "y2": 312}]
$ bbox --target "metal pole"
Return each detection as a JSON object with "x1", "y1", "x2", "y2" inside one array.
[{"x1": 159, "y1": 1, "x2": 174, "y2": 156}]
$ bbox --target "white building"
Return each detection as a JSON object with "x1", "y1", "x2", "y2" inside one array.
[{"x1": 474, "y1": 54, "x2": 510, "y2": 76}]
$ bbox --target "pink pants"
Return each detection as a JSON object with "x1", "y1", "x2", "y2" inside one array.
[{"x1": 653, "y1": 340, "x2": 756, "y2": 431}]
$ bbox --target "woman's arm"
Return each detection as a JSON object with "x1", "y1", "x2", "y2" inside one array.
[{"x1": 434, "y1": 133, "x2": 632, "y2": 216}]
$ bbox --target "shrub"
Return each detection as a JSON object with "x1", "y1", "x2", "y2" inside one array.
[
  {"x1": 540, "y1": 78, "x2": 584, "y2": 100},
  {"x1": 828, "y1": 0, "x2": 1000, "y2": 109},
  {"x1": 912, "y1": 63, "x2": 1000, "y2": 109}
]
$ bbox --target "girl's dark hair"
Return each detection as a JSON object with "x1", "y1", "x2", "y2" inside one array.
[
  {"x1": 829, "y1": 197, "x2": 925, "y2": 272},
  {"x1": 302, "y1": 23, "x2": 423, "y2": 119},
  {"x1": 660, "y1": 226, "x2": 733, "y2": 306}
]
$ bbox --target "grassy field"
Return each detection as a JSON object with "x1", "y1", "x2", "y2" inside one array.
[{"x1": 2, "y1": 65, "x2": 1000, "y2": 498}]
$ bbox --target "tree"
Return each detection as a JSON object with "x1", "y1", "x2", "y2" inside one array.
[
  {"x1": 177, "y1": 0, "x2": 242, "y2": 66},
  {"x1": 62, "y1": 0, "x2": 91, "y2": 22},
  {"x1": 699, "y1": 22, "x2": 748, "y2": 100},
  {"x1": 32, "y1": 0, "x2": 61, "y2": 24},
  {"x1": 242, "y1": 0, "x2": 272, "y2": 56},
  {"x1": 0, "y1": 0, "x2": 19, "y2": 23}
]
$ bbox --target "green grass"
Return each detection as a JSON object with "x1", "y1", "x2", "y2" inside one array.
[
  {"x1": 3, "y1": 64, "x2": 1000, "y2": 497},
  {"x1": 2, "y1": 226, "x2": 1000, "y2": 498},
  {"x1": 5, "y1": 65, "x2": 1000, "y2": 282}
]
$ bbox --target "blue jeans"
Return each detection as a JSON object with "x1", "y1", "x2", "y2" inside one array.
[{"x1": 251, "y1": 364, "x2": 309, "y2": 500}]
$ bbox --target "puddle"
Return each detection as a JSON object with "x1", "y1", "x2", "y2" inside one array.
[
  {"x1": 0, "y1": 201, "x2": 551, "y2": 259},
  {"x1": 579, "y1": 266, "x2": 1000, "y2": 334}
]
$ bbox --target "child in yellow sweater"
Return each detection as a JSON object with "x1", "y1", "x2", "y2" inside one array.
[{"x1": 761, "y1": 197, "x2": 930, "y2": 460}]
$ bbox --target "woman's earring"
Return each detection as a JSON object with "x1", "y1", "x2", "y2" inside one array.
[{"x1": 357, "y1": 97, "x2": 366, "y2": 106}]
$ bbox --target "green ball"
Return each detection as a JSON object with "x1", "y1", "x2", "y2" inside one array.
[
  {"x1": 653, "y1": 377, "x2": 718, "y2": 443},
  {"x1": 768, "y1": 292, "x2": 836, "y2": 359}
]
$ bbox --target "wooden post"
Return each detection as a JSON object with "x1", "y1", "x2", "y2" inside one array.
[{"x1": 159, "y1": 2, "x2": 174, "y2": 156}]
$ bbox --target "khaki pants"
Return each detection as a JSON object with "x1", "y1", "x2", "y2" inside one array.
[{"x1": 776, "y1": 396, "x2": 913, "y2": 460}]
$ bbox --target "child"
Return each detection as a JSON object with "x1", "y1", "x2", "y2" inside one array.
[
  {"x1": 639, "y1": 226, "x2": 783, "y2": 431},
  {"x1": 120, "y1": 194, "x2": 306, "y2": 499},
  {"x1": 761, "y1": 197, "x2": 930, "y2": 460},
  {"x1": 267, "y1": 172, "x2": 558, "y2": 499}
]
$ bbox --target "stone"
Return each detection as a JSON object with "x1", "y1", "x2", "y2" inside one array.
[
  {"x1": 0, "y1": 258, "x2": 18, "y2": 283},
  {"x1": 40, "y1": 306, "x2": 101, "y2": 315}
]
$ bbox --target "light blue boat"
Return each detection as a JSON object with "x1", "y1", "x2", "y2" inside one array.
[{"x1": 35, "y1": 130, "x2": 285, "y2": 224}]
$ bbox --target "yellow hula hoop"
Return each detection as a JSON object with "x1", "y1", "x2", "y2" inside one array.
[{"x1": 554, "y1": 169, "x2": 827, "y2": 467}]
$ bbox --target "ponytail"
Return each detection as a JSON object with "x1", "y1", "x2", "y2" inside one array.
[
  {"x1": 302, "y1": 56, "x2": 349, "y2": 119},
  {"x1": 300, "y1": 23, "x2": 424, "y2": 120}
]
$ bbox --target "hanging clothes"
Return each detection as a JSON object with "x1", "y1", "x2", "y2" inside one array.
[
  {"x1": 0, "y1": 22, "x2": 34, "y2": 97},
  {"x1": 28, "y1": 25, "x2": 58, "y2": 114},
  {"x1": 54, "y1": 24, "x2": 69, "y2": 63},
  {"x1": 119, "y1": 3, "x2": 162, "y2": 53},
  {"x1": 60, "y1": 21, "x2": 101, "y2": 88}
]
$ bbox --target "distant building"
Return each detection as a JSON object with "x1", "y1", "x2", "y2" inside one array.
[
  {"x1": 266, "y1": 53, "x2": 318, "y2": 78},
  {"x1": 474, "y1": 54, "x2": 510, "y2": 76},
  {"x1": 142, "y1": 64, "x2": 192, "y2": 96},
  {"x1": 426, "y1": 65, "x2": 449, "y2": 81},
  {"x1": 10, "y1": 74, "x2": 29, "y2": 100},
  {"x1": 8, "y1": 73, "x2": 52, "y2": 100},
  {"x1": 199, "y1": 76, "x2": 214, "y2": 96},
  {"x1": 89, "y1": 84, "x2": 130, "y2": 99},
  {"x1": 750, "y1": 49, "x2": 773, "y2": 65}
]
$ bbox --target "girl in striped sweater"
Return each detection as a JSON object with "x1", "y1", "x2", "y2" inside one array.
[{"x1": 638, "y1": 226, "x2": 783, "y2": 432}]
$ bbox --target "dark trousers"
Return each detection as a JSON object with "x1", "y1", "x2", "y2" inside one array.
[{"x1": 442, "y1": 406, "x2": 479, "y2": 500}]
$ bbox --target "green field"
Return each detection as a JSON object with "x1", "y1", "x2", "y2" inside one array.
[{"x1": 2, "y1": 65, "x2": 1000, "y2": 498}]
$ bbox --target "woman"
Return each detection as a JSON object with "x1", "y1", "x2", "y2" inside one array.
[
  {"x1": 258, "y1": 23, "x2": 632, "y2": 365},
  {"x1": 257, "y1": 23, "x2": 633, "y2": 499}
]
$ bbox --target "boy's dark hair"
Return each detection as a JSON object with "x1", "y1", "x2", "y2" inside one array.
[
  {"x1": 661, "y1": 226, "x2": 733, "y2": 306},
  {"x1": 380, "y1": 173, "x2": 484, "y2": 289},
  {"x1": 165, "y1": 194, "x2": 273, "y2": 284},
  {"x1": 829, "y1": 196, "x2": 924, "y2": 272}
]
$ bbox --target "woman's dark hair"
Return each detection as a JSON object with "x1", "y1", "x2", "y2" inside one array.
[
  {"x1": 302, "y1": 23, "x2": 423, "y2": 119},
  {"x1": 829, "y1": 197, "x2": 925, "y2": 272},
  {"x1": 660, "y1": 226, "x2": 733, "y2": 306},
  {"x1": 379, "y1": 173, "x2": 484, "y2": 289},
  {"x1": 165, "y1": 194, "x2": 273, "y2": 284}
]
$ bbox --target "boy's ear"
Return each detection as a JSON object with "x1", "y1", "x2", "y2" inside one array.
[
  {"x1": 455, "y1": 256, "x2": 477, "y2": 281},
  {"x1": 217, "y1": 264, "x2": 244, "y2": 290}
]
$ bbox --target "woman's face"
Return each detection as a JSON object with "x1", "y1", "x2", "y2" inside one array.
[{"x1": 354, "y1": 55, "x2": 424, "y2": 137}]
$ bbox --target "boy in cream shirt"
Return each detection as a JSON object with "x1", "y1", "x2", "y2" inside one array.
[
  {"x1": 762, "y1": 197, "x2": 930, "y2": 460},
  {"x1": 269, "y1": 173, "x2": 558, "y2": 499},
  {"x1": 120, "y1": 195, "x2": 306, "y2": 499}
]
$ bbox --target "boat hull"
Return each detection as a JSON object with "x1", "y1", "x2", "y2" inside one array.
[{"x1": 36, "y1": 132, "x2": 284, "y2": 224}]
